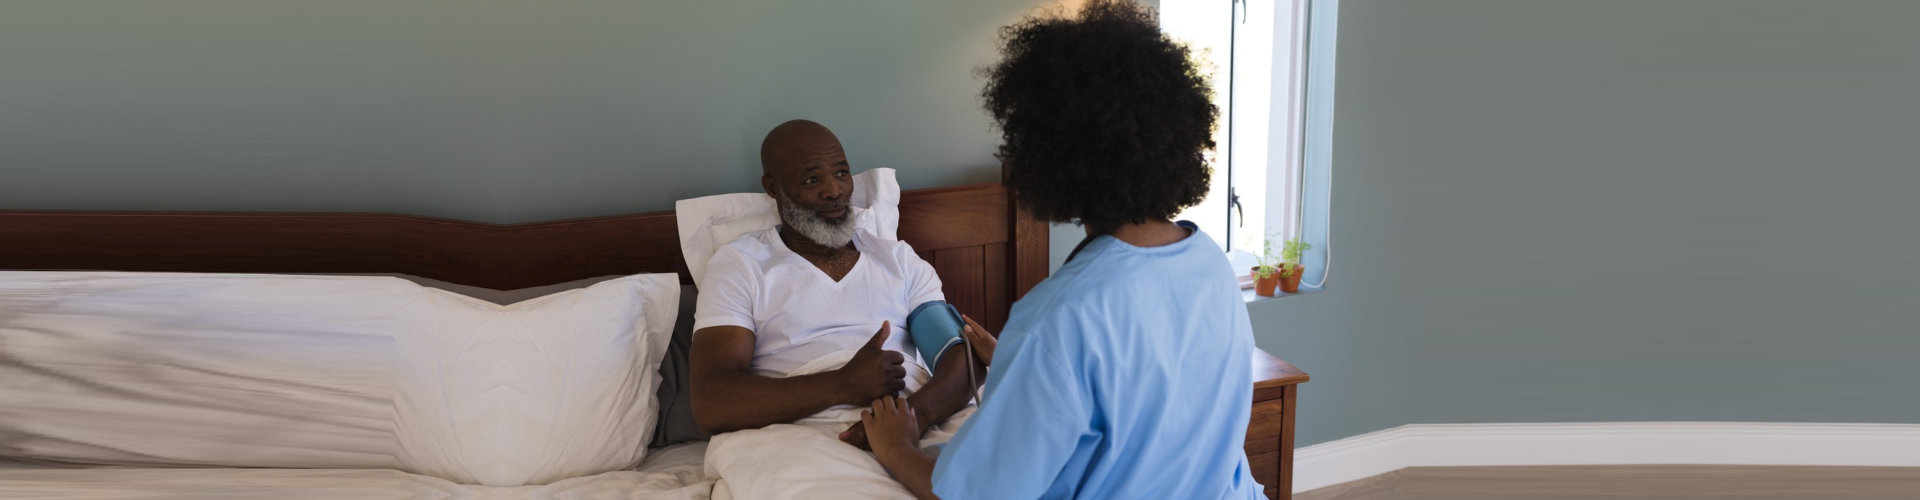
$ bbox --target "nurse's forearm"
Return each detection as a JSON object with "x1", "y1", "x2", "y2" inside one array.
[
  {"x1": 875, "y1": 446, "x2": 940, "y2": 500},
  {"x1": 907, "y1": 349, "x2": 988, "y2": 431}
]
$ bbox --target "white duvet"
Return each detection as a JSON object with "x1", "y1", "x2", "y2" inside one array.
[
  {"x1": 0, "y1": 442, "x2": 715, "y2": 500},
  {"x1": 702, "y1": 350, "x2": 973, "y2": 500},
  {"x1": 0, "y1": 398, "x2": 972, "y2": 500}
]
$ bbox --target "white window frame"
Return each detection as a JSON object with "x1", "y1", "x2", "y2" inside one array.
[{"x1": 1161, "y1": 0, "x2": 1314, "y2": 286}]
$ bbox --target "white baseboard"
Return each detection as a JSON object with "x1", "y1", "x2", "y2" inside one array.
[{"x1": 1291, "y1": 422, "x2": 1920, "y2": 494}]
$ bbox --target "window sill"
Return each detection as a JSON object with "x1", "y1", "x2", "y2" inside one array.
[{"x1": 1241, "y1": 284, "x2": 1323, "y2": 303}]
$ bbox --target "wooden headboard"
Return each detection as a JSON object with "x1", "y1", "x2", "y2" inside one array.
[{"x1": 0, "y1": 182, "x2": 1048, "y2": 332}]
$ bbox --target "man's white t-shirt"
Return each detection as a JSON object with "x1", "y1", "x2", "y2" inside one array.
[{"x1": 692, "y1": 227, "x2": 946, "y2": 395}]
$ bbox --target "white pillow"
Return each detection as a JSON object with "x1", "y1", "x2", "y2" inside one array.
[
  {"x1": 0, "y1": 272, "x2": 413, "y2": 469},
  {"x1": 393, "y1": 274, "x2": 679, "y2": 486},
  {"x1": 676, "y1": 168, "x2": 900, "y2": 288},
  {"x1": 0, "y1": 271, "x2": 679, "y2": 487}
]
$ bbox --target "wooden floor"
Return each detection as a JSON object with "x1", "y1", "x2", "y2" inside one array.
[{"x1": 1296, "y1": 466, "x2": 1920, "y2": 500}]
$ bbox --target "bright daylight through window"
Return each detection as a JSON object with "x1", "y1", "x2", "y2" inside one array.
[{"x1": 1161, "y1": 0, "x2": 1314, "y2": 285}]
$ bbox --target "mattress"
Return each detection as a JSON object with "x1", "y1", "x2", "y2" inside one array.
[{"x1": 0, "y1": 442, "x2": 715, "y2": 500}]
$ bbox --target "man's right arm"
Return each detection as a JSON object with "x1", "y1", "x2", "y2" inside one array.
[{"x1": 689, "y1": 323, "x2": 905, "y2": 434}]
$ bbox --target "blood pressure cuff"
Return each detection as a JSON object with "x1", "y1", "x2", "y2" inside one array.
[{"x1": 906, "y1": 300, "x2": 966, "y2": 368}]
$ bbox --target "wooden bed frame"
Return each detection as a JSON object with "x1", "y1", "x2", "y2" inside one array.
[
  {"x1": 0, "y1": 180, "x2": 1304, "y2": 499},
  {"x1": 0, "y1": 182, "x2": 1046, "y2": 333}
]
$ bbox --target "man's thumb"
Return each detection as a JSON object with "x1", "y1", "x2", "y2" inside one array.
[{"x1": 865, "y1": 321, "x2": 892, "y2": 349}]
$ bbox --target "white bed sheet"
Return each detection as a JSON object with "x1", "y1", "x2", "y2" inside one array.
[{"x1": 0, "y1": 442, "x2": 716, "y2": 500}]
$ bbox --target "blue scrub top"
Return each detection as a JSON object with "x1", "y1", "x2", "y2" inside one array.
[{"x1": 930, "y1": 222, "x2": 1264, "y2": 499}]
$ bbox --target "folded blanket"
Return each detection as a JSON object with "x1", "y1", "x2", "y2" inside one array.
[{"x1": 703, "y1": 349, "x2": 972, "y2": 500}]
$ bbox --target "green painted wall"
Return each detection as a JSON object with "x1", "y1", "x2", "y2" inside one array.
[
  {"x1": 1258, "y1": 0, "x2": 1920, "y2": 447},
  {"x1": 0, "y1": 0, "x2": 1053, "y2": 223}
]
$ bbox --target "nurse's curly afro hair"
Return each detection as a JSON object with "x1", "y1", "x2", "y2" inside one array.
[{"x1": 983, "y1": 0, "x2": 1217, "y2": 234}]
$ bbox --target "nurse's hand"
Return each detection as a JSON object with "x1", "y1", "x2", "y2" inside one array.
[
  {"x1": 861, "y1": 395, "x2": 921, "y2": 459},
  {"x1": 960, "y1": 315, "x2": 997, "y2": 366}
]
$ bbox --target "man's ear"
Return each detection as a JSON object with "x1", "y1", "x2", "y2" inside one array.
[{"x1": 761, "y1": 175, "x2": 777, "y2": 198}]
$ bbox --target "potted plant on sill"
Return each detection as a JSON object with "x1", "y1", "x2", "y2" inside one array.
[
  {"x1": 1251, "y1": 236, "x2": 1284, "y2": 297},
  {"x1": 1277, "y1": 237, "x2": 1311, "y2": 294}
]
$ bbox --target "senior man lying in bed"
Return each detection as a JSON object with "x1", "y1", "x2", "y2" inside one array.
[{"x1": 688, "y1": 120, "x2": 987, "y2": 498}]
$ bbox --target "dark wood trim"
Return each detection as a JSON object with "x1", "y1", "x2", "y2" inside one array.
[
  {"x1": 1010, "y1": 189, "x2": 1049, "y2": 300},
  {"x1": 1254, "y1": 348, "x2": 1312, "y2": 401},
  {"x1": 897, "y1": 183, "x2": 1010, "y2": 249},
  {"x1": 0, "y1": 182, "x2": 1038, "y2": 294},
  {"x1": 1279, "y1": 384, "x2": 1300, "y2": 500},
  {"x1": 1251, "y1": 348, "x2": 1310, "y2": 500}
]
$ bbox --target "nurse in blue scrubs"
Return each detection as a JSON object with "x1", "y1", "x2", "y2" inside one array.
[{"x1": 860, "y1": 1, "x2": 1265, "y2": 498}]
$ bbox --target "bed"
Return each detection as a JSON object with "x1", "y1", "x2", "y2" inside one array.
[
  {"x1": 0, "y1": 180, "x2": 1304, "y2": 499},
  {"x1": 0, "y1": 181, "x2": 1042, "y2": 499}
]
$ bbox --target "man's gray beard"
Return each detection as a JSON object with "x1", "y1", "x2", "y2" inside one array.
[{"x1": 775, "y1": 190, "x2": 857, "y2": 248}]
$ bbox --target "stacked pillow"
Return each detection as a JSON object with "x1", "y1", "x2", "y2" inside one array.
[{"x1": 0, "y1": 271, "x2": 678, "y2": 486}]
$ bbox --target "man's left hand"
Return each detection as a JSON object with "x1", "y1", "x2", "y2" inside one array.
[{"x1": 839, "y1": 421, "x2": 872, "y2": 450}]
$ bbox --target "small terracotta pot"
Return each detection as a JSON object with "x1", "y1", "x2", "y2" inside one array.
[
  {"x1": 1279, "y1": 265, "x2": 1304, "y2": 293},
  {"x1": 1252, "y1": 267, "x2": 1280, "y2": 297}
]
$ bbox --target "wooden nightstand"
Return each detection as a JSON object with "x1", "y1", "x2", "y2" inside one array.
[{"x1": 1248, "y1": 349, "x2": 1309, "y2": 500}]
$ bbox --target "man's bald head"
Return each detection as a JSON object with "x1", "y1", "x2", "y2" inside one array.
[
  {"x1": 758, "y1": 119, "x2": 857, "y2": 248},
  {"x1": 760, "y1": 119, "x2": 844, "y2": 178}
]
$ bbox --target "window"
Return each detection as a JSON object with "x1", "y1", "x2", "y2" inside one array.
[{"x1": 1161, "y1": 0, "x2": 1331, "y2": 288}]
